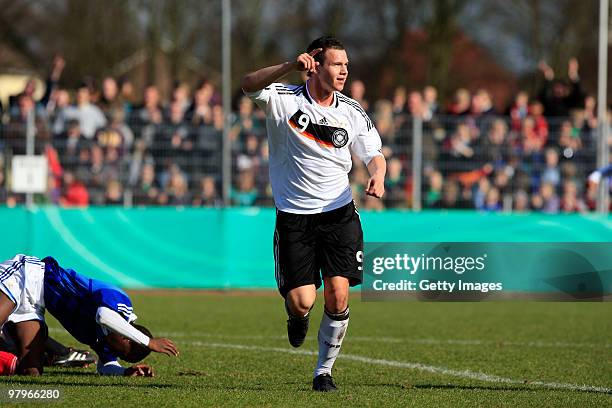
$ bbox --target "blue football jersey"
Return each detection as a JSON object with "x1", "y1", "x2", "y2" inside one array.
[{"x1": 42, "y1": 257, "x2": 136, "y2": 363}]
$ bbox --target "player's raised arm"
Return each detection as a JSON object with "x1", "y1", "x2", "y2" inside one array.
[{"x1": 241, "y1": 48, "x2": 322, "y2": 93}]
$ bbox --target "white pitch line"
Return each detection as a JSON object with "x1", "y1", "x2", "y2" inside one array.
[
  {"x1": 47, "y1": 327, "x2": 612, "y2": 349},
  {"x1": 152, "y1": 330, "x2": 612, "y2": 349},
  {"x1": 188, "y1": 341, "x2": 612, "y2": 394}
]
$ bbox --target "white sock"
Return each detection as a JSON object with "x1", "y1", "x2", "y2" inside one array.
[{"x1": 314, "y1": 308, "x2": 349, "y2": 378}]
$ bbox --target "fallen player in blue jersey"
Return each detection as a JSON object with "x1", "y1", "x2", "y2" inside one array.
[{"x1": 0, "y1": 254, "x2": 179, "y2": 376}]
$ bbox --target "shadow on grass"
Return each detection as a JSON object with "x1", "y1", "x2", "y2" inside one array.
[
  {"x1": 158, "y1": 381, "x2": 611, "y2": 395},
  {"x1": 411, "y1": 384, "x2": 612, "y2": 395},
  {"x1": 176, "y1": 380, "x2": 305, "y2": 392},
  {"x1": 0, "y1": 374, "x2": 174, "y2": 388},
  {"x1": 164, "y1": 378, "x2": 612, "y2": 395},
  {"x1": 347, "y1": 383, "x2": 612, "y2": 395}
]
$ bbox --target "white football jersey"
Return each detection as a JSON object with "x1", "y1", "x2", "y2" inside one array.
[{"x1": 246, "y1": 81, "x2": 383, "y2": 214}]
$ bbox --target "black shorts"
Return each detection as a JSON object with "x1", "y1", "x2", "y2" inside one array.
[{"x1": 273, "y1": 201, "x2": 363, "y2": 298}]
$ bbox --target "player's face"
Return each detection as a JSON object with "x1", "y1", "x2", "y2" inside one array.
[
  {"x1": 317, "y1": 49, "x2": 349, "y2": 92},
  {"x1": 106, "y1": 333, "x2": 131, "y2": 357},
  {"x1": 106, "y1": 334, "x2": 148, "y2": 363}
]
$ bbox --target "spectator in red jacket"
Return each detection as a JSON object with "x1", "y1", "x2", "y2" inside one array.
[{"x1": 60, "y1": 171, "x2": 89, "y2": 207}]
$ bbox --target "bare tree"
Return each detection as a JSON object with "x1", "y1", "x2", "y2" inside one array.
[
  {"x1": 465, "y1": 0, "x2": 600, "y2": 96},
  {"x1": 425, "y1": 0, "x2": 467, "y2": 99},
  {"x1": 0, "y1": 0, "x2": 56, "y2": 69}
]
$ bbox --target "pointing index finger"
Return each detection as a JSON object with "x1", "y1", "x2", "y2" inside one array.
[{"x1": 309, "y1": 48, "x2": 323, "y2": 57}]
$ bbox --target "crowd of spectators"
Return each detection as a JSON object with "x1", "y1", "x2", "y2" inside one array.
[
  {"x1": 0, "y1": 56, "x2": 608, "y2": 213},
  {"x1": 348, "y1": 58, "x2": 604, "y2": 213}
]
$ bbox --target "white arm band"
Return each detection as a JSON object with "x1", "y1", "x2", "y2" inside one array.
[
  {"x1": 96, "y1": 307, "x2": 150, "y2": 347},
  {"x1": 97, "y1": 360, "x2": 126, "y2": 376}
]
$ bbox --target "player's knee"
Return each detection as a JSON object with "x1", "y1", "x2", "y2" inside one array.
[
  {"x1": 324, "y1": 290, "x2": 348, "y2": 314},
  {"x1": 287, "y1": 298, "x2": 313, "y2": 317},
  {"x1": 19, "y1": 366, "x2": 42, "y2": 376},
  {"x1": 16, "y1": 355, "x2": 44, "y2": 376},
  {"x1": 286, "y1": 287, "x2": 316, "y2": 317}
]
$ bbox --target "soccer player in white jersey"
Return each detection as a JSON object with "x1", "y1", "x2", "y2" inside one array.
[{"x1": 242, "y1": 36, "x2": 386, "y2": 392}]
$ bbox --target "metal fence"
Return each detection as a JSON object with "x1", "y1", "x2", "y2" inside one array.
[{"x1": 0, "y1": 108, "x2": 607, "y2": 213}]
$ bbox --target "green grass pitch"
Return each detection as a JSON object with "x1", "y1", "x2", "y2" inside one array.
[{"x1": 1, "y1": 292, "x2": 610, "y2": 407}]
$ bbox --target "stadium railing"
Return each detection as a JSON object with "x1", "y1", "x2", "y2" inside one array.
[{"x1": 0, "y1": 113, "x2": 603, "y2": 211}]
